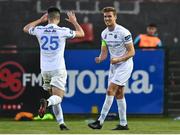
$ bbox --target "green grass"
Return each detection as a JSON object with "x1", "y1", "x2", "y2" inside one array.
[{"x1": 0, "y1": 117, "x2": 180, "y2": 134}]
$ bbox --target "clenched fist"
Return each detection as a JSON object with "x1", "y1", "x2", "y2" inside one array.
[
  {"x1": 110, "y1": 58, "x2": 120, "y2": 64},
  {"x1": 95, "y1": 57, "x2": 102, "y2": 63}
]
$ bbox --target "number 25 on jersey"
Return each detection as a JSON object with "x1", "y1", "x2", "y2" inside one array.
[{"x1": 41, "y1": 36, "x2": 59, "y2": 50}]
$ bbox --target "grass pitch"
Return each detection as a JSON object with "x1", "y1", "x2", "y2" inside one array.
[{"x1": 0, "y1": 116, "x2": 180, "y2": 134}]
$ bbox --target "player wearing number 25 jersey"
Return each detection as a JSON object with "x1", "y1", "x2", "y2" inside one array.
[
  {"x1": 29, "y1": 24, "x2": 75, "y2": 71},
  {"x1": 23, "y1": 7, "x2": 84, "y2": 130}
]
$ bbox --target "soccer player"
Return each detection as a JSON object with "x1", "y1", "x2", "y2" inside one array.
[
  {"x1": 23, "y1": 7, "x2": 84, "y2": 130},
  {"x1": 88, "y1": 7, "x2": 135, "y2": 130}
]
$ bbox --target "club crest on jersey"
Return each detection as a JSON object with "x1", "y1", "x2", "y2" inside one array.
[{"x1": 114, "y1": 34, "x2": 117, "y2": 39}]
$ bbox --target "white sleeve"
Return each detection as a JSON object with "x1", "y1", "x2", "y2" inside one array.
[
  {"x1": 101, "y1": 32, "x2": 104, "y2": 40},
  {"x1": 28, "y1": 26, "x2": 42, "y2": 36},
  {"x1": 123, "y1": 30, "x2": 133, "y2": 45},
  {"x1": 28, "y1": 27, "x2": 37, "y2": 35},
  {"x1": 62, "y1": 27, "x2": 76, "y2": 39}
]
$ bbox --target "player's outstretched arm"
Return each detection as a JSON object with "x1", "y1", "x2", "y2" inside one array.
[
  {"x1": 95, "y1": 46, "x2": 108, "y2": 64},
  {"x1": 23, "y1": 13, "x2": 48, "y2": 33},
  {"x1": 65, "y1": 11, "x2": 85, "y2": 38}
]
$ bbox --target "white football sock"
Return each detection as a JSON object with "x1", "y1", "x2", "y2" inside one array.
[
  {"x1": 116, "y1": 98, "x2": 127, "y2": 126},
  {"x1": 47, "y1": 95, "x2": 62, "y2": 106},
  {"x1": 98, "y1": 95, "x2": 114, "y2": 125},
  {"x1": 52, "y1": 103, "x2": 64, "y2": 125}
]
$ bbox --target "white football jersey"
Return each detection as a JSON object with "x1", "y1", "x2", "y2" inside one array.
[
  {"x1": 29, "y1": 24, "x2": 75, "y2": 71},
  {"x1": 101, "y1": 24, "x2": 133, "y2": 60}
]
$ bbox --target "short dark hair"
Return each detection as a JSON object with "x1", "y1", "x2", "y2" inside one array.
[
  {"x1": 47, "y1": 7, "x2": 60, "y2": 20},
  {"x1": 48, "y1": 7, "x2": 60, "y2": 14},
  {"x1": 102, "y1": 7, "x2": 117, "y2": 16},
  {"x1": 147, "y1": 23, "x2": 157, "y2": 28}
]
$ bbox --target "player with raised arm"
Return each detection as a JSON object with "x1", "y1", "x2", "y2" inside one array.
[
  {"x1": 88, "y1": 7, "x2": 135, "y2": 130},
  {"x1": 23, "y1": 7, "x2": 84, "y2": 130}
]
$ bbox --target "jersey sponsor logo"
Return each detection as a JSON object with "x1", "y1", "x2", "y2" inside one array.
[{"x1": 44, "y1": 29, "x2": 56, "y2": 33}]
